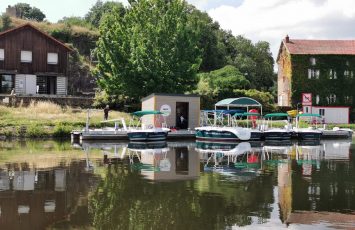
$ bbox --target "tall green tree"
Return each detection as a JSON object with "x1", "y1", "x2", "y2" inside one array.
[
  {"x1": 85, "y1": 0, "x2": 125, "y2": 27},
  {"x1": 188, "y1": 6, "x2": 226, "y2": 72},
  {"x1": 95, "y1": 0, "x2": 202, "y2": 101},
  {"x1": 229, "y1": 36, "x2": 275, "y2": 91}
]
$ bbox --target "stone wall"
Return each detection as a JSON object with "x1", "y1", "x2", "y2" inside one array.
[{"x1": 0, "y1": 95, "x2": 94, "y2": 108}]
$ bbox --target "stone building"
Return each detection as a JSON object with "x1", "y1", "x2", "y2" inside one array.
[{"x1": 277, "y1": 35, "x2": 355, "y2": 121}]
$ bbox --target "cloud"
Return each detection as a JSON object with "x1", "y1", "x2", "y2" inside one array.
[
  {"x1": 207, "y1": 0, "x2": 355, "y2": 62},
  {"x1": 187, "y1": 0, "x2": 243, "y2": 11}
]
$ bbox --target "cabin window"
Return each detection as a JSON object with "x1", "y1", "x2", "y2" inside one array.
[
  {"x1": 329, "y1": 69, "x2": 337, "y2": 79},
  {"x1": 319, "y1": 109, "x2": 325, "y2": 116},
  {"x1": 0, "y1": 74, "x2": 14, "y2": 94},
  {"x1": 0, "y1": 49, "x2": 4, "y2": 60},
  {"x1": 310, "y1": 57, "x2": 316, "y2": 66},
  {"x1": 47, "y1": 53, "x2": 58, "y2": 65},
  {"x1": 21, "y1": 51, "x2": 32, "y2": 63}
]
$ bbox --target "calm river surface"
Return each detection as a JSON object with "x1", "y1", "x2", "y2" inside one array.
[{"x1": 0, "y1": 139, "x2": 354, "y2": 229}]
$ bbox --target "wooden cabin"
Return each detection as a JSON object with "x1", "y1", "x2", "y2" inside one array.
[{"x1": 0, "y1": 23, "x2": 72, "y2": 95}]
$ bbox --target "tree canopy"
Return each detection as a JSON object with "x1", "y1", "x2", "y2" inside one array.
[
  {"x1": 95, "y1": 0, "x2": 202, "y2": 101},
  {"x1": 85, "y1": 0, "x2": 125, "y2": 28},
  {"x1": 194, "y1": 65, "x2": 250, "y2": 108},
  {"x1": 14, "y1": 3, "x2": 46, "y2": 21}
]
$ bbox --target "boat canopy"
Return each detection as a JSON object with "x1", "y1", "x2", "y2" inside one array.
[
  {"x1": 264, "y1": 113, "x2": 289, "y2": 119},
  {"x1": 215, "y1": 97, "x2": 263, "y2": 115},
  {"x1": 243, "y1": 112, "x2": 261, "y2": 117},
  {"x1": 132, "y1": 110, "x2": 163, "y2": 116},
  {"x1": 202, "y1": 109, "x2": 245, "y2": 115},
  {"x1": 233, "y1": 112, "x2": 261, "y2": 117},
  {"x1": 296, "y1": 113, "x2": 322, "y2": 118}
]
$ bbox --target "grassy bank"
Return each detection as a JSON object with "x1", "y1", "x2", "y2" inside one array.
[{"x1": 0, "y1": 101, "x2": 131, "y2": 139}]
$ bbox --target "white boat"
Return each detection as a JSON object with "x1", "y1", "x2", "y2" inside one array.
[
  {"x1": 196, "y1": 110, "x2": 251, "y2": 141},
  {"x1": 262, "y1": 113, "x2": 293, "y2": 140},
  {"x1": 294, "y1": 113, "x2": 322, "y2": 140},
  {"x1": 232, "y1": 112, "x2": 263, "y2": 140},
  {"x1": 127, "y1": 110, "x2": 170, "y2": 141}
]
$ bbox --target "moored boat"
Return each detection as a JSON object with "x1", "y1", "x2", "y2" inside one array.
[
  {"x1": 262, "y1": 113, "x2": 293, "y2": 140},
  {"x1": 195, "y1": 126, "x2": 251, "y2": 141},
  {"x1": 232, "y1": 112, "x2": 263, "y2": 140},
  {"x1": 127, "y1": 110, "x2": 170, "y2": 141},
  {"x1": 294, "y1": 113, "x2": 322, "y2": 140}
]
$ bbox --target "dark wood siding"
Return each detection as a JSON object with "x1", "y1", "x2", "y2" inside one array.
[{"x1": 0, "y1": 26, "x2": 68, "y2": 75}]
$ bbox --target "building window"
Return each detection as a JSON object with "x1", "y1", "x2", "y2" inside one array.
[
  {"x1": 310, "y1": 57, "x2": 316, "y2": 66},
  {"x1": 305, "y1": 107, "x2": 309, "y2": 113},
  {"x1": 319, "y1": 109, "x2": 325, "y2": 116},
  {"x1": 316, "y1": 95, "x2": 320, "y2": 105},
  {"x1": 344, "y1": 70, "x2": 354, "y2": 79},
  {"x1": 308, "y1": 69, "x2": 319, "y2": 79},
  {"x1": 0, "y1": 49, "x2": 4, "y2": 60},
  {"x1": 345, "y1": 96, "x2": 353, "y2": 103},
  {"x1": 21, "y1": 51, "x2": 32, "y2": 63},
  {"x1": 47, "y1": 53, "x2": 58, "y2": 65},
  {"x1": 36, "y1": 76, "x2": 57, "y2": 94},
  {"x1": 329, "y1": 69, "x2": 337, "y2": 79},
  {"x1": 327, "y1": 94, "x2": 336, "y2": 104},
  {"x1": 0, "y1": 74, "x2": 14, "y2": 94}
]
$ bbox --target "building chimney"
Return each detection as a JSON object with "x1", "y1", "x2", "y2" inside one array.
[{"x1": 285, "y1": 35, "x2": 290, "y2": 43}]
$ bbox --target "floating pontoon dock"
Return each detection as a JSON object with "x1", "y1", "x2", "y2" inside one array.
[{"x1": 71, "y1": 129, "x2": 196, "y2": 142}]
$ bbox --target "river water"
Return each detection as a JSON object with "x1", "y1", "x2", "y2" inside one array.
[{"x1": 0, "y1": 139, "x2": 354, "y2": 229}]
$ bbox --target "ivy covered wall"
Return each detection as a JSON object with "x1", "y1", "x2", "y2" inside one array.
[{"x1": 290, "y1": 54, "x2": 355, "y2": 121}]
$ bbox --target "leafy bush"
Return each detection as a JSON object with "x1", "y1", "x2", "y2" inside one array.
[
  {"x1": 53, "y1": 123, "x2": 74, "y2": 138},
  {"x1": 25, "y1": 124, "x2": 49, "y2": 138}
]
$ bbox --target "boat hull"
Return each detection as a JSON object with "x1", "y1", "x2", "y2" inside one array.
[
  {"x1": 127, "y1": 131, "x2": 168, "y2": 141},
  {"x1": 263, "y1": 131, "x2": 292, "y2": 140},
  {"x1": 297, "y1": 131, "x2": 322, "y2": 140},
  {"x1": 196, "y1": 130, "x2": 243, "y2": 141},
  {"x1": 250, "y1": 130, "x2": 263, "y2": 141}
]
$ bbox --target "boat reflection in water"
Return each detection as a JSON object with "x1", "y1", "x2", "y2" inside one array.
[{"x1": 90, "y1": 141, "x2": 200, "y2": 182}]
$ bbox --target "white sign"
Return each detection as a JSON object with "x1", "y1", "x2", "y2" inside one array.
[
  {"x1": 160, "y1": 104, "x2": 171, "y2": 117},
  {"x1": 302, "y1": 93, "x2": 312, "y2": 106}
]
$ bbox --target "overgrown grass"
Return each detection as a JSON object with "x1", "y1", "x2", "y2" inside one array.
[{"x1": 0, "y1": 101, "x2": 132, "y2": 138}]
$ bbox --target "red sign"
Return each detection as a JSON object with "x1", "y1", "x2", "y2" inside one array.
[{"x1": 302, "y1": 93, "x2": 312, "y2": 106}]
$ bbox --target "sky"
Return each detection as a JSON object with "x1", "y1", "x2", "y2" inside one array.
[{"x1": 2, "y1": 0, "x2": 355, "y2": 61}]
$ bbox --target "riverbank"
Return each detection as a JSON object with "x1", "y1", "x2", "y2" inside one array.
[
  {"x1": 0, "y1": 102, "x2": 131, "y2": 139},
  {"x1": 1, "y1": 102, "x2": 354, "y2": 139}
]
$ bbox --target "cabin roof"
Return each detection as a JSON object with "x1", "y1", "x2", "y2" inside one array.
[{"x1": 0, "y1": 23, "x2": 72, "y2": 52}]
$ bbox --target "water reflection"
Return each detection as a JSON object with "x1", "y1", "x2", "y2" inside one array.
[
  {"x1": 0, "y1": 139, "x2": 353, "y2": 229},
  {"x1": 0, "y1": 140, "x2": 99, "y2": 229}
]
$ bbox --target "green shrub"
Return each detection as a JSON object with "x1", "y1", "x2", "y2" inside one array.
[
  {"x1": 53, "y1": 123, "x2": 74, "y2": 138},
  {"x1": 25, "y1": 124, "x2": 49, "y2": 138}
]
